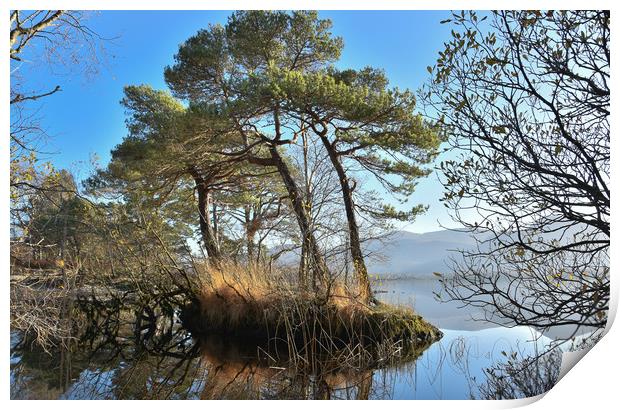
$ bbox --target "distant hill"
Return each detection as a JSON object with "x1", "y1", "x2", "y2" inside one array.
[
  {"x1": 273, "y1": 229, "x2": 478, "y2": 279},
  {"x1": 363, "y1": 230, "x2": 477, "y2": 279},
  {"x1": 361, "y1": 223, "x2": 603, "y2": 278}
]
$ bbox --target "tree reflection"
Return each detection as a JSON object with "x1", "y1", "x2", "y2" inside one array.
[
  {"x1": 11, "y1": 300, "x2": 434, "y2": 399},
  {"x1": 12, "y1": 298, "x2": 575, "y2": 400}
]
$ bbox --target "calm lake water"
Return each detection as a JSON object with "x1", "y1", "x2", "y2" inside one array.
[{"x1": 10, "y1": 278, "x2": 562, "y2": 400}]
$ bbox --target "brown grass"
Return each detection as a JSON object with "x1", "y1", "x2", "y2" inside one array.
[
  {"x1": 188, "y1": 261, "x2": 373, "y2": 334},
  {"x1": 182, "y1": 261, "x2": 442, "y2": 369}
]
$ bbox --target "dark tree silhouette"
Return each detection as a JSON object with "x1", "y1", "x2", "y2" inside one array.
[{"x1": 422, "y1": 11, "x2": 609, "y2": 333}]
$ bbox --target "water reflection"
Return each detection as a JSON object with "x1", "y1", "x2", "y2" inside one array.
[
  {"x1": 11, "y1": 326, "x2": 432, "y2": 399},
  {"x1": 197, "y1": 336, "x2": 378, "y2": 399},
  {"x1": 11, "y1": 278, "x2": 566, "y2": 400}
]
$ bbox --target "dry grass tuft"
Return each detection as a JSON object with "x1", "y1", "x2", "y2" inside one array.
[{"x1": 182, "y1": 261, "x2": 442, "y2": 368}]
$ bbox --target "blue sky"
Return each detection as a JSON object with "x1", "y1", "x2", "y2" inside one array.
[{"x1": 14, "y1": 10, "x2": 459, "y2": 233}]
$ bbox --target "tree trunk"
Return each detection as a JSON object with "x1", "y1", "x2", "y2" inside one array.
[
  {"x1": 268, "y1": 146, "x2": 328, "y2": 288},
  {"x1": 212, "y1": 200, "x2": 219, "y2": 248},
  {"x1": 299, "y1": 129, "x2": 311, "y2": 288},
  {"x1": 244, "y1": 205, "x2": 255, "y2": 262},
  {"x1": 194, "y1": 178, "x2": 222, "y2": 266},
  {"x1": 318, "y1": 135, "x2": 373, "y2": 304},
  {"x1": 298, "y1": 238, "x2": 308, "y2": 288}
]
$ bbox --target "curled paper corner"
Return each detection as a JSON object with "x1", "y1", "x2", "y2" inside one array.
[
  {"x1": 502, "y1": 336, "x2": 604, "y2": 409},
  {"x1": 556, "y1": 281, "x2": 617, "y2": 385},
  {"x1": 497, "y1": 392, "x2": 548, "y2": 409},
  {"x1": 557, "y1": 347, "x2": 592, "y2": 383}
]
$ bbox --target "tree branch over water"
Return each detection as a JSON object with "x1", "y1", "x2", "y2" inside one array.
[{"x1": 422, "y1": 10, "x2": 609, "y2": 334}]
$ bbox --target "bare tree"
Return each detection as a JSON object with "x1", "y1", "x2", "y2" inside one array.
[
  {"x1": 11, "y1": 10, "x2": 107, "y2": 237},
  {"x1": 422, "y1": 11, "x2": 609, "y2": 333},
  {"x1": 11, "y1": 10, "x2": 105, "y2": 153},
  {"x1": 10, "y1": 10, "x2": 110, "y2": 348}
]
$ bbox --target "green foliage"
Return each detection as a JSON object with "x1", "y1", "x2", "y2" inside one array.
[
  {"x1": 165, "y1": 10, "x2": 343, "y2": 103},
  {"x1": 260, "y1": 65, "x2": 441, "y2": 218},
  {"x1": 27, "y1": 171, "x2": 91, "y2": 249},
  {"x1": 165, "y1": 11, "x2": 441, "y2": 227}
]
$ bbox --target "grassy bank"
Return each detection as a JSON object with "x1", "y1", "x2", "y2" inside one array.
[{"x1": 181, "y1": 263, "x2": 442, "y2": 366}]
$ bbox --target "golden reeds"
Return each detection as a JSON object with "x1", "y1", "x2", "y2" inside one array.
[{"x1": 181, "y1": 261, "x2": 442, "y2": 370}]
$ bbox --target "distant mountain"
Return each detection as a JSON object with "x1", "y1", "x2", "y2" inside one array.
[
  {"x1": 363, "y1": 230, "x2": 477, "y2": 279},
  {"x1": 273, "y1": 229, "x2": 478, "y2": 279}
]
